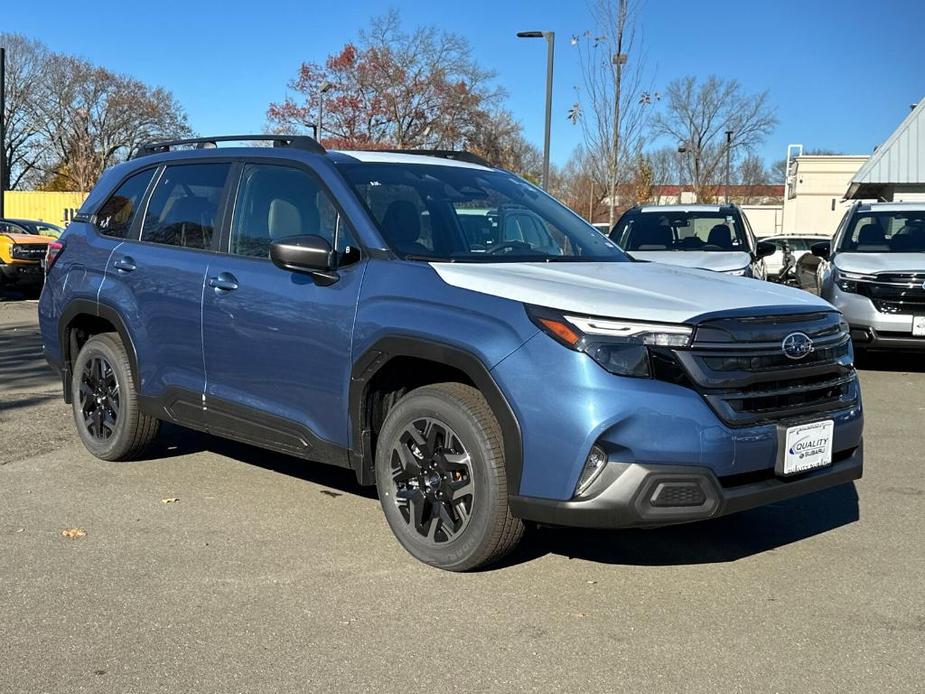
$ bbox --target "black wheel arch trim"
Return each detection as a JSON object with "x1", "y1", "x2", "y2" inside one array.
[
  {"x1": 348, "y1": 336, "x2": 523, "y2": 493},
  {"x1": 58, "y1": 299, "x2": 140, "y2": 404}
]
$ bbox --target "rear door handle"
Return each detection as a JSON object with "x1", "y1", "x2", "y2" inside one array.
[
  {"x1": 208, "y1": 272, "x2": 239, "y2": 292},
  {"x1": 113, "y1": 256, "x2": 136, "y2": 273}
]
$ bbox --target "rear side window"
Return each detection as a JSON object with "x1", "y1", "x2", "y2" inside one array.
[
  {"x1": 141, "y1": 163, "x2": 230, "y2": 249},
  {"x1": 95, "y1": 169, "x2": 156, "y2": 239},
  {"x1": 0, "y1": 221, "x2": 29, "y2": 234},
  {"x1": 229, "y1": 164, "x2": 355, "y2": 258}
]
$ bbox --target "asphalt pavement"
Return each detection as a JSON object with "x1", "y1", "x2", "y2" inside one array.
[{"x1": 1, "y1": 297, "x2": 923, "y2": 693}]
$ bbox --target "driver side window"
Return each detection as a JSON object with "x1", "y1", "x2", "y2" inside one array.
[{"x1": 230, "y1": 164, "x2": 355, "y2": 258}]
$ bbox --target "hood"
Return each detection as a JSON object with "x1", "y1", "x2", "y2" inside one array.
[
  {"x1": 834, "y1": 252, "x2": 925, "y2": 274},
  {"x1": 430, "y1": 261, "x2": 830, "y2": 324},
  {"x1": 2, "y1": 233, "x2": 53, "y2": 244},
  {"x1": 626, "y1": 250, "x2": 750, "y2": 272}
]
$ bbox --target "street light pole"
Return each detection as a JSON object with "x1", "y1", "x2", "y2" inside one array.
[
  {"x1": 0, "y1": 46, "x2": 6, "y2": 219},
  {"x1": 724, "y1": 128, "x2": 734, "y2": 204},
  {"x1": 517, "y1": 31, "x2": 555, "y2": 190},
  {"x1": 317, "y1": 81, "x2": 332, "y2": 144}
]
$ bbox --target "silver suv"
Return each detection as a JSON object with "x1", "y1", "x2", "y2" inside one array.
[{"x1": 811, "y1": 201, "x2": 925, "y2": 351}]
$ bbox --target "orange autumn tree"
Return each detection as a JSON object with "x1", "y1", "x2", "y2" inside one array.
[{"x1": 267, "y1": 10, "x2": 541, "y2": 178}]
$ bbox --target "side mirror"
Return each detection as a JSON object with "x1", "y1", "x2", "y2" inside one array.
[
  {"x1": 270, "y1": 235, "x2": 338, "y2": 283},
  {"x1": 811, "y1": 241, "x2": 831, "y2": 259},
  {"x1": 755, "y1": 240, "x2": 776, "y2": 258}
]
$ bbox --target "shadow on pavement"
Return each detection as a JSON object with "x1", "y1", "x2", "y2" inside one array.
[
  {"x1": 149, "y1": 423, "x2": 859, "y2": 567},
  {"x1": 0, "y1": 320, "x2": 60, "y2": 399},
  {"x1": 149, "y1": 423, "x2": 379, "y2": 500},
  {"x1": 855, "y1": 351, "x2": 924, "y2": 373},
  {"x1": 500, "y1": 482, "x2": 859, "y2": 568}
]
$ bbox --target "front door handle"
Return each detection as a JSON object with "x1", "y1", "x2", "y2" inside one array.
[
  {"x1": 208, "y1": 272, "x2": 239, "y2": 292},
  {"x1": 113, "y1": 256, "x2": 136, "y2": 273}
]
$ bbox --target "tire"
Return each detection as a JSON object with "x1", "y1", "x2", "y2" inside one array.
[
  {"x1": 375, "y1": 382, "x2": 524, "y2": 571},
  {"x1": 71, "y1": 333, "x2": 159, "y2": 461}
]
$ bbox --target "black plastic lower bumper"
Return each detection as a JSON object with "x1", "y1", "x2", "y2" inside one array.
[
  {"x1": 0, "y1": 263, "x2": 44, "y2": 285},
  {"x1": 850, "y1": 326, "x2": 925, "y2": 351},
  {"x1": 509, "y1": 443, "x2": 863, "y2": 529}
]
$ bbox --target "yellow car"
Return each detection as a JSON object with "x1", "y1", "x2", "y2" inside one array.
[{"x1": 0, "y1": 219, "x2": 56, "y2": 287}]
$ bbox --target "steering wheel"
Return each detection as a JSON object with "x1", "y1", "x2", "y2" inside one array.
[{"x1": 487, "y1": 240, "x2": 535, "y2": 255}]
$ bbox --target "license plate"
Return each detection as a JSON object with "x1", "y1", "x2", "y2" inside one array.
[
  {"x1": 778, "y1": 420, "x2": 834, "y2": 476},
  {"x1": 913, "y1": 316, "x2": 925, "y2": 337}
]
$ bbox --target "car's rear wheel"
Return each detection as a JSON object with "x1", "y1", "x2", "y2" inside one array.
[
  {"x1": 71, "y1": 333, "x2": 159, "y2": 461},
  {"x1": 375, "y1": 382, "x2": 523, "y2": 571}
]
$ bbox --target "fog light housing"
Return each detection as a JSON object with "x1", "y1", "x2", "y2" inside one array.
[{"x1": 575, "y1": 445, "x2": 607, "y2": 496}]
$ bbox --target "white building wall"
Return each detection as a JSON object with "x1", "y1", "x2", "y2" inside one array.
[
  {"x1": 740, "y1": 205, "x2": 782, "y2": 236},
  {"x1": 781, "y1": 155, "x2": 868, "y2": 236}
]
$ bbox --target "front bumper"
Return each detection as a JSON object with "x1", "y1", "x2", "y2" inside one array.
[
  {"x1": 0, "y1": 262, "x2": 44, "y2": 284},
  {"x1": 828, "y1": 284, "x2": 924, "y2": 350},
  {"x1": 510, "y1": 442, "x2": 863, "y2": 529},
  {"x1": 849, "y1": 325, "x2": 925, "y2": 351}
]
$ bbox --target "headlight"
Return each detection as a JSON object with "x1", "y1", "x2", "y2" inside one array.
[
  {"x1": 724, "y1": 267, "x2": 749, "y2": 277},
  {"x1": 835, "y1": 269, "x2": 875, "y2": 293},
  {"x1": 564, "y1": 315, "x2": 693, "y2": 347},
  {"x1": 526, "y1": 306, "x2": 693, "y2": 378}
]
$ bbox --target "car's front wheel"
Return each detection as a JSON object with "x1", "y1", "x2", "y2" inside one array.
[
  {"x1": 71, "y1": 333, "x2": 160, "y2": 461},
  {"x1": 375, "y1": 383, "x2": 523, "y2": 571}
]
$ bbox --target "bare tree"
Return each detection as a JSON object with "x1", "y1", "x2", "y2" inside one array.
[
  {"x1": 652, "y1": 75, "x2": 777, "y2": 201},
  {"x1": 770, "y1": 158, "x2": 788, "y2": 183},
  {"x1": 35, "y1": 55, "x2": 190, "y2": 190},
  {"x1": 569, "y1": 0, "x2": 656, "y2": 225},
  {"x1": 0, "y1": 33, "x2": 49, "y2": 189},
  {"x1": 551, "y1": 146, "x2": 601, "y2": 222},
  {"x1": 468, "y1": 109, "x2": 543, "y2": 181},
  {"x1": 735, "y1": 153, "x2": 772, "y2": 203},
  {"x1": 646, "y1": 146, "x2": 678, "y2": 186}
]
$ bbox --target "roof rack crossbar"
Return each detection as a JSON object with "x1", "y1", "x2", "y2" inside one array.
[
  {"x1": 133, "y1": 134, "x2": 325, "y2": 158},
  {"x1": 379, "y1": 149, "x2": 492, "y2": 168}
]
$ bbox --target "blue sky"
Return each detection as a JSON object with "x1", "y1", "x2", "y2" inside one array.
[{"x1": 5, "y1": 0, "x2": 924, "y2": 167}]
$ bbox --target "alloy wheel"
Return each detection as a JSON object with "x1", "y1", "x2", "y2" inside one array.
[
  {"x1": 389, "y1": 417, "x2": 475, "y2": 543},
  {"x1": 79, "y1": 355, "x2": 120, "y2": 440}
]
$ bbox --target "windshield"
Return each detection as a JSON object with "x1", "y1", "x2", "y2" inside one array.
[
  {"x1": 838, "y1": 210, "x2": 925, "y2": 253},
  {"x1": 613, "y1": 210, "x2": 749, "y2": 253},
  {"x1": 31, "y1": 223, "x2": 63, "y2": 237},
  {"x1": 338, "y1": 163, "x2": 626, "y2": 262}
]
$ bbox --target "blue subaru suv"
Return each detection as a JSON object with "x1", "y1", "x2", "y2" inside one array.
[{"x1": 39, "y1": 135, "x2": 863, "y2": 570}]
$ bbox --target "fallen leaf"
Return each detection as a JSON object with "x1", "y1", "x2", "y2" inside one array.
[
  {"x1": 320, "y1": 490, "x2": 342, "y2": 498},
  {"x1": 161, "y1": 498, "x2": 179, "y2": 504},
  {"x1": 62, "y1": 528, "x2": 86, "y2": 539}
]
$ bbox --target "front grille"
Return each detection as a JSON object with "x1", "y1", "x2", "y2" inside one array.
[
  {"x1": 669, "y1": 311, "x2": 859, "y2": 427},
  {"x1": 11, "y1": 244, "x2": 47, "y2": 261},
  {"x1": 857, "y1": 272, "x2": 925, "y2": 314}
]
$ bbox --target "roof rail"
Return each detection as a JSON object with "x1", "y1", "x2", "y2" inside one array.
[
  {"x1": 379, "y1": 149, "x2": 492, "y2": 168},
  {"x1": 132, "y1": 134, "x2": 325, "y2": 159}
]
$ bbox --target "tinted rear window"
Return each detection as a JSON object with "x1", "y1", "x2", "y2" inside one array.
[
  {"x1": 141, "y1": 164, "x2": 230, "y2": 250},
  {"x1": 95, "y1": 169, "x2": 156, "y2": 239}
]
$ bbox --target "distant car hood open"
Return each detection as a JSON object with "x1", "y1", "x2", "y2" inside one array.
[
  {"x1": 834, "y1": 252, "x2": 925, "y2": 274},
  {"x1": 625, "y1": 250, "x2": 750, "y2": 273},
  {"x1": 430, "y1": 261, "x2": 829, "y2": 324}
]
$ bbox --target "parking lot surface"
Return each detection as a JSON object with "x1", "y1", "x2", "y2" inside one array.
[{"x1": 1, "y1": 297, "x2": 923, "y2": 693}]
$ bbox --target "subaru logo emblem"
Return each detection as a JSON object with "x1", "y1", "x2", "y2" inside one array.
[{"x1": 782, "y1": 332, "x2": 814, "y2": 360}]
